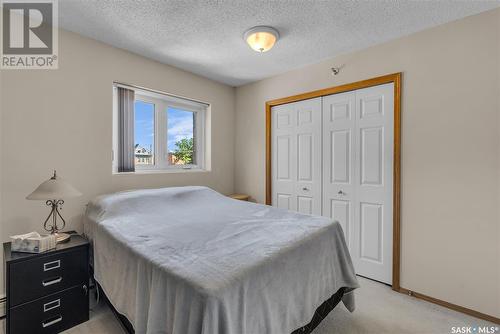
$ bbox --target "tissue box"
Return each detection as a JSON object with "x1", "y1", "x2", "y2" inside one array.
[{"x1": 10, "y1": 232, "x2": 57, "y2": 253}]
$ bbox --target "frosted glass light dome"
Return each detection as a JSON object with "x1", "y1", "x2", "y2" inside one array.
[{"x1": 244, "y1": 26, "x2": 279, "y2": 53}]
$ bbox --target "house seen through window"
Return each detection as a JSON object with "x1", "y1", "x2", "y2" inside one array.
[{"x1": 134, "y1": 100, "x2": 155, "y2": 166}]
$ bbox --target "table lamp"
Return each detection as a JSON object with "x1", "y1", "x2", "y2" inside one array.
[{"x1": 26, "y1": 170, "x2": 82, "y2": 243}]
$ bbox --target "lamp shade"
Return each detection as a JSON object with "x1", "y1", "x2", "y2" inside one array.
[{"x1": 26, "y1": 171, "x2": 82, "y2": 200}]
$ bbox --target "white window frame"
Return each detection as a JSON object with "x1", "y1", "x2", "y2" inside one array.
[
  {"x1": 113, "y1": 84, "x2": 208, "y2": 173},
  {"x1": 164, "y1": 101, "x2": 205, "y2": 171}
]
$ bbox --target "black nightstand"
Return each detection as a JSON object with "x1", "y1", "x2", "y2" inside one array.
[{"x1": 3, "y1": 235, "x2": 90, "y2": 334}]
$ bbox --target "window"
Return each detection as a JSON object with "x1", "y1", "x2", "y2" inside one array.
[
  {"x1": 113, "y1": 84, "x2": 208, "y2": 173},
  {"x1": 167, "y1": 107, "x2": 196, "y2": 166},
  {"x1": 134, "y1": 101, "x2": 155, "y2": 166}
]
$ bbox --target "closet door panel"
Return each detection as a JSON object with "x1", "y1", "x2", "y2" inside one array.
[
  {"x1": 330, "y1": 199, "x2": 350, "y2": 243},
  {"x1": 323, "y1": 83, "x2": 393, "y2": 284},
  {"x1": 295, "y1": 99, "x2": 322, "y2": 215},
  {"x1": 273, "y1": 105, "x2": 296, "y2": 211},
  {"x1": 353, "y1": 83, "x2": 394, "y2": 284},
  {"x1": 322, "y1": 92, "x2": 356, "y2": 248},
  {"x1": 297, "y1": 133, "x2": 313, "y2": 181},
  {"x1": 276, "y1": 135, "x2": 292, "y2": 180},
  {"x1": 272, "y1": 98, "x2": 322, "y2": 215},
  {"x1": 360, "y1": 126, "x2": 383, "y2": 186},
  {"x1": 359, "y1": 202, "x2": 383, "y2": 262},
  {"x1": 276, "y1": 193, "x2": 292, "y2": 210},
  {"x1": 331, "y1": 130, "x2": 351, "y2": 183}
]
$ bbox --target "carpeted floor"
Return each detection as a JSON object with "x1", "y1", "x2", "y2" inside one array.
[{"x1": 1, "y1": 277, "x2": 496, "y2": 334}]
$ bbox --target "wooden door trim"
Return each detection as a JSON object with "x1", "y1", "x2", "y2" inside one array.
[{"x1": 265, "y1": 72, "x2": 402, "y2": 290}]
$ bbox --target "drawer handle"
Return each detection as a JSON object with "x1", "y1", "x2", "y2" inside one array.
[
  {"x1": 42, "y1": 277, "x2": 62, "y2": 287},
  {"x1": 43, "y1": 260, "x2": 61, "y2": 272},
  {"x1": 42, "y1": 315, "x2": 62, "y2": 328},
  {"x1": 43, "y1": 299, "x2": 60, "y2": 312}
]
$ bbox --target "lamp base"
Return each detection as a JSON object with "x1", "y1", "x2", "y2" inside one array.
[{"x1": 54, "y1": 232, "x2": 71, "y2": 243}]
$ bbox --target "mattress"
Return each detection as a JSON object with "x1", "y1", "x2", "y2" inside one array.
[{"x1": 83, "y1": 186, "x2": 359, "y2": 334}]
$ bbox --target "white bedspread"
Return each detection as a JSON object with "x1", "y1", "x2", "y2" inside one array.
[{"x1": 84, "y1": 186, "x2": 359, "y2": 334}]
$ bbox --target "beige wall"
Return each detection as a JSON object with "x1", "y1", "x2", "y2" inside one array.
[
  {"x1": 235, "y1": 9, "x2": 500, "y2": 318},
  {"x1": 0, "y1": 29, "x2": 235, "y2": 292}
]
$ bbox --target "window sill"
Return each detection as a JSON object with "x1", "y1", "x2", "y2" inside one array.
[{"x1": 113, "y1": 168, "x2": 210, "y2": 175}]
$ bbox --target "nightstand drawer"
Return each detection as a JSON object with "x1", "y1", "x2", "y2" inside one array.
[
  {"x1": 9, "y1": 247, "x2": 88, "y2": 307},
  {"x1": 9, "y1": 285, "x2": 89, "y2": 334}
]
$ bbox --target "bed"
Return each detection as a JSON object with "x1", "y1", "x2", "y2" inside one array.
[{"x1": 83, "y1": 186, "x2": 359, "y2": 334}]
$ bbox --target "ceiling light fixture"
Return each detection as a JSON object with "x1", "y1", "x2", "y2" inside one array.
[{"x1": 244, "y1": 26, "x2": 279, "y2": 53}]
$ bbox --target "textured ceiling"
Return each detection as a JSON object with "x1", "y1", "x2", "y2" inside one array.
[{"x1": 59, "y1": 0, "x2": 500, "y2": 86}]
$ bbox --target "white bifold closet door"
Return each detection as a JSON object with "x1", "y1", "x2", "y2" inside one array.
[
  {"x1": 323, "y1": 83, "x2": 394, "y2": 284},
  {"x1": 271, "y1": 97, "x2": 322, "y2": 215},
  {"x1": 271, "y1": 83, "x2": 393, "y2": 284}
]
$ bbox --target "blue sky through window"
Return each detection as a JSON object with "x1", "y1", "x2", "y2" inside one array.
[
  {"x1": 167, "y1": 107, "x2": 194, "y2": 152},
  {"x1": 135, "y1": 102, "x2": 194, "y2": 153},
  {"x1": 134, "y1": 100, "x2": 154, "y2": 152}
]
